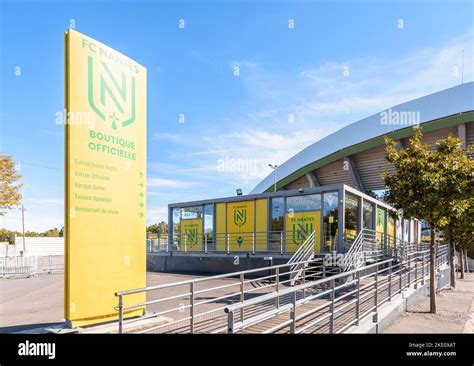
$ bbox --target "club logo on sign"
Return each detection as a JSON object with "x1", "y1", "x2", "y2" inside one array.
[
  {"x1": 87, "y1": 55, "x2": 136, "y2": 130},
  {"x1": 233, "y1": 207, "x2": 247, "y2": 228},
  {"x1": 291, "y1": 223, "x2": 313, "y2": 245},
  {"x1": 185, "y1": 227, "x2": 199, "y2": 246}
]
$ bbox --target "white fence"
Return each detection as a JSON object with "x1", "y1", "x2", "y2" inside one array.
[{"x1": 0, "y1": 255, "x2": 64, "y2": 277}]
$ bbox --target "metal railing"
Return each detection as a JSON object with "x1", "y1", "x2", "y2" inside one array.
[
  {"x1": 147, "y1": 236, "x2": 169, "y2": 252},
  {"x1": 341, "y1": 230, "x2": 365, "y2": 272},
  {"x1": 225, "y1": 246, "x2": 449, "y2": 334},
  {"x1": 157, "y1": 230, "x2": 338, "y2": 255},
  {"x1": 0, "y1": 255, "x2": 64, "y2": 277},
  {"x1": 288, "y1": 231, "x2": 316, "y2": 285},
  {"x1": 115, "y1": 254, "x2": 334, "y2": 334}
]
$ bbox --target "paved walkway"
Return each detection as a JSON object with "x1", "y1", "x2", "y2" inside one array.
[{"x1": 383, "y1": 273, "x2": 474, "y2": 333}]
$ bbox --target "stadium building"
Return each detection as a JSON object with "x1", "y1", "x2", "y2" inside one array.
[{"x1": 148, "y1": 82, "x2": 474, "y2": 274}]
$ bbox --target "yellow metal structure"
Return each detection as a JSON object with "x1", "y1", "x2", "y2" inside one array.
[{"x1": 64, "y1": 30, "x2": 147, "y2": 327}]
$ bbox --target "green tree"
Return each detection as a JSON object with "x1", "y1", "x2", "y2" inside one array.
[
  {"x1": 383, "y1": 127, "x2": 458, "y2": 313},
  {"x1": 451, "y1": 203, "x2": 474, "y2": 279},
  {"x1": 0, "y1": 154, "x2": 23, "y2": 215},
  {"x1": 436, "y1": 137, "x2": 473, "y2": 287},
  {"x1": 147, "y1": 221, "x2": 168, "y2": 237}
]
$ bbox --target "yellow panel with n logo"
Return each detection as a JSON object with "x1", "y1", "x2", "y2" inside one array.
[
  {"x1": 65, "y1": 30, "x2": 146, "y2": 327},
  {"x1": 285, "y1": 211, "x2": 320, "y2": 253},
  {"x1": 181, "y1": 219, "x2": 203, "y2": 252},
  {"x1": 226, "y1": 201, "x2": 255, "y2": 251}
]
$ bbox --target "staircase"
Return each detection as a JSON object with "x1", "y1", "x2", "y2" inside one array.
[
  {"x1": 340, "y1": 230, "x2": 365, "y2": 272},
  {"x1": 288, "y1": 231, "x2": 316, "y2": 286}
]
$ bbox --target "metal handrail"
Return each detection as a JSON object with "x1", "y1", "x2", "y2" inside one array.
[
  {"x1": 225, "y1": 249, "x2": 437, "y2": 334},
  {"x1": 287, "y1": 231, "x2": 316, "y2": 285},
  {"x1": 115, "y1": 254, "x2": 331, "y2": 333}
]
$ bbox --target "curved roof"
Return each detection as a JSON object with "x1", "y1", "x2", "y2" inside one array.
[{"x1": 251, "y1": 82, "x2": 474, "y2": 194}]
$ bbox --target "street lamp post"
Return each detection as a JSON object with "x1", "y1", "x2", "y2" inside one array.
[
  {"x1": 268, "y1": 164, "x2": 278, "y2": 192},
  {"x1": 19, "y1": 205, "x2": 26, "y2": 255}
]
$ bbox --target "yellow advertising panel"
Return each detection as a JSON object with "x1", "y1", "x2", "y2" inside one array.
[
  {"x1": 226, "y1": 200, "x2": 255, "y2": 251},
  {"x1": 65, "y1": 30, "x2": 146, "y2": 327},
  {"x1": 180, "y1": 219, "x2": 203, "y2": 252},
  {"x1": 285, "y1": 210, "x2": 321, "y2": 253}
]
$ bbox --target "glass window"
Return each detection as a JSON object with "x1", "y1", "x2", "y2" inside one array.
[
  {"x1": 322, "y1": 192, "x2": 338, "y2": 252},
  {"x1": 363, "y1": 201, "x2": 374, "y2": 229},
  {"x1": 344, "y1": 194, "x2": 359, "y2": 242},
  {"x1": 271, "y1": 197, "x2": 284, "y2": 251},
  {"x1": 286, "y1": 194, "x2": 321, "y2": 212},
  {"x1": 376, "y1": 207, "x2": 386, "y2": 248},
  {"x1": 204, "y1": 204, "x2": 214, "y2": 250},
  {"x1": 388, "y1": 215, "x2": 396, "y2": 249},
  {"x1": 172, "y1": 208, "x2": 181, "y2": 249},
  {"x1": 172, "y1": 206, "x2": 203, "y2": 250}
]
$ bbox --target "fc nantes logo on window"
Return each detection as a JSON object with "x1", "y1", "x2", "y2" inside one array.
[
  {"x1": 87, "y1": 55, "x2": 136, "y2": 130},
  {"x1": 290, "y1": 222, "x2": 313, "y2": 245},
  {"x1": 185, "y1": 227, "x2": 199, "y2": 246},
  {"x1": 233, "y1": 206, "x2": 247, "y2": 228}
]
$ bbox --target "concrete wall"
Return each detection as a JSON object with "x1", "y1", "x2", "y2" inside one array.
[{"x1": 147, "y1": 252, "x2": 289, "y2": 277}]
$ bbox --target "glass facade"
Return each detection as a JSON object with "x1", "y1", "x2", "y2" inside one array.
[
  {"x1": 322, "y1": 192, "x2": 339, "y2": 252},
  {"x1": 172, "y1": 206, "x2": 203, "y2": 250},
  {"x1": 168, "y1": 185, "x2": 406, "y2": 255},
  {"x1": 286, "y1": 194, "x2": 322, "y2": 212},
  {"x1": 344, "y1": 194, "x2": 359, "y2": 242},
  {"x1": 270, "y1": 197, "x2": 284, "y2": 251},
  {"x1": 204, "y1": 204, "x2": 214, "y2": 251},
  {"x1": 376, "y1": 207, "x2": 386, "y2": 249},
  {"x1": 363, "y1": 200, "x2": 374, "y2": 229}
]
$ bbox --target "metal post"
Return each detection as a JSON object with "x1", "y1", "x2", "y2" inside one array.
[
  {"x1": 374, "y1": 264, "x2": 378, "y2": 318},
  {"x1": 388, "y1": 260, "x2": 392, "y2": 301},
  {"x1": 302, "y1": 267, "x2": 306, "y2": 299},
  {"x1": 322, "y1": 264, "x2": 327, "y2": 290},
  {"x1": 240, "y1": 272, "x2": 245, "y2": 322},
  {"x1": 400, "y1": 256, "x2": 403, "y2": 293},
  {"x1": 118, "y1": 295, "x2": 123, "y2": 334},
  {"x1": 227, "y1": 233, "x2": 230, "y2": 254},
  {"x1": 290, "y1": 291, "x2": 297, "y2": 333},
  {"x1": 422, "y1": 252, "x2": 425, "y2": 285},
  {"x1": 356, "y1": 270, "x2": 361, "y2": 325},
  {"x1": 408, "y1": 256, "x2": 411, "y2": 286},
  {"x1": 227, "y1": 311, "x2": 234, "y2": 334},
  {"x1": 280, "y1": 232, "x2": 283, "y2": 255},
  {"x1": 414, "y1": 255, "x2": 418, "y2": 289},
  {"x1": 21, "y1": 205, "x2": 26, "y2": 254},
  {"x1": 252, "y1": 233, "x2": 255, "y2": 255},
  {"x1": 330, "y1": 279, "x2": 335, "y2": 333},
  {"x1": 276, "y1": 267, "x2": 280, "y2": 309},
  {"x1": 190, "y1": 282, "x2": 194, "y2": 334},
  {"x1": 184, "y1": 235, "x2": 187, "y2": 254}
]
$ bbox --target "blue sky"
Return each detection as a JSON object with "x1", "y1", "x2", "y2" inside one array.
[{"x1": 1, "y1": 0, "x2": 473, "y2": 231}]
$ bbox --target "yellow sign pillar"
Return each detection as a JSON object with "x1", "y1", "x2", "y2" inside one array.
[{"x1": 64, "y1": 30, "x2": 147, "y2": 327}]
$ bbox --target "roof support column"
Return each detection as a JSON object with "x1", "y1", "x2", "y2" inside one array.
[
  {"x1": 458, "y1": 123, "x2": 466, "y2": 147},
  {"x1": 345, "y1": 157, "x2": 365, "y2": 193},
  {"x1": 305, "y1": 171, "x2": 320, "y2": 188}
]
